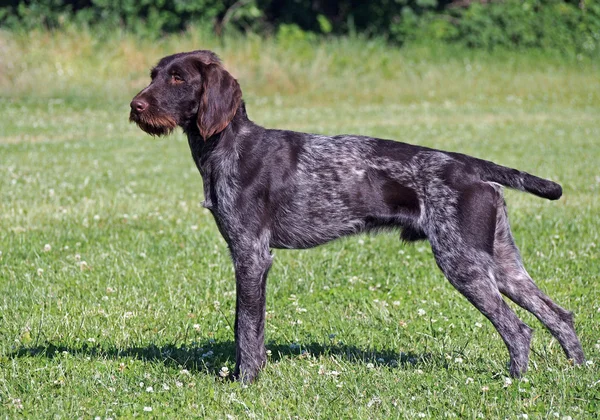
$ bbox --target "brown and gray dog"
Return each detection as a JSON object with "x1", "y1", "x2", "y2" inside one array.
[{"x1": 130, "y1": 50, "x2": 584, "y2": 382}]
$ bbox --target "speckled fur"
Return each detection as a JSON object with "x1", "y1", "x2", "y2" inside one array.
[{"x1": 130, "y1": 50, "x2": 584, "y2": 383}]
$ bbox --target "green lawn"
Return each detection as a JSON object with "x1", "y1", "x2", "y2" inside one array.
[{"x1": 0, "y1": 30, "x2": 599, "y2": 418}]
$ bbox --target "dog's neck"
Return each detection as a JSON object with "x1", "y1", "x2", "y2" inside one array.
[{"x1": 184, "y1": 101, "x2": 256, "y2": 211}]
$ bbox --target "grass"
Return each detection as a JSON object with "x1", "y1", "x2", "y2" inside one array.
[{"x1": 1, "y1": 28, "x2": 599, "y2": 418}]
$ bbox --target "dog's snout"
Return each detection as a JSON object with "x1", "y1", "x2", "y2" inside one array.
[{"x1": 130, "y1": 99, "x2": 148, "y2": 113}]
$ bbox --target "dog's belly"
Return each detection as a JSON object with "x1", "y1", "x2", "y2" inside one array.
[
  {"x1": 268, "y1": 197, "x2": 421, "y2": 249},
  {"x1": 267, "y1": 170, "x2": 422, "y2": 249},
  {"x1": 269, "y1": 214, "x2": 366, "y2": 249}
]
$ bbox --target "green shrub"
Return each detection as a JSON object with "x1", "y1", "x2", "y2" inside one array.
[
  {"x1": 0, "y1": 0, "x2": 599, "y2": 56},
  {"x1": 0, "y1": 0, "x2": 245, "y2": 36},
  {"x1": 450, "y1": 0, "x2": 600, "y2": 54}
]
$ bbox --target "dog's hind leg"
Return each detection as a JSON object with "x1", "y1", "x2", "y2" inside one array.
[
  {"x1": 427, "y1": 182, "x2": 533, "y2": 377},
  {"x1": 492, "y1": 199, "x2": 585, "y2": 365}
]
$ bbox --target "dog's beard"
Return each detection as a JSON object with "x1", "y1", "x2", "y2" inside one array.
[{"x1": 129, "y1": 112, "x2": 177, "y2": 137}]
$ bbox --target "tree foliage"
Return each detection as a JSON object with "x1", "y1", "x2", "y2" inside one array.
[{"x1": 1, "y1": 0, "x2": 599, "y2": 54}]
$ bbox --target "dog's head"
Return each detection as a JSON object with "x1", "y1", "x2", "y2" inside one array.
[{"x1": 129, "y1": 50, "x2": 242, "y2": 139}]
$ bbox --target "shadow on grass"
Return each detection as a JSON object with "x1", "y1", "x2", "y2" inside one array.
[{"x1": 7, "y1": 340, "x2": 433, "y2": 378}]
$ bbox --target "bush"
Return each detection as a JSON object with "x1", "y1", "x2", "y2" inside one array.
[
  {"x1": 1, "y1": 0, "x2": 599, "y2": 56},
  {"x1": 0, "y1": 0, "x2": 248, "y2": 35},
  {"x1": 448, "y1": 0, "x2": 600, "y2": 54}
]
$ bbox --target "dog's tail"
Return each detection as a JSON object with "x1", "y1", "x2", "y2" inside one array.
[{"x1": 453, "y1": 154, "x2": 562, "y2": 200}]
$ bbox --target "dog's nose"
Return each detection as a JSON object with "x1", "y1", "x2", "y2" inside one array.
[{"x1": 130, "y1": 99, "x2": 148, "y2": 113}]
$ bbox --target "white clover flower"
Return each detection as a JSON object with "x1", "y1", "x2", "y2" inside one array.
[
  {"x1": 481, "y1": 386, "x2": 489, "y2": 392},
  {"x1": 193, "y1": 324, "x2": 201, "y2": 332},
  {"x1": 417, "y1": 308, "x2": 426, "y2": 316},
  {"x1": 475, "y1": 322, "x2": 483, "y2": 328},
  {"x1": 146, "y1": 386, "x2": 153, "y2": 393},
  {"x1": 454, "y1": 357, "x2": 463, "y2": 364},
  {"x1": 219, "y1": 366, "x2": 230, "y2": 377},
  {"x1": 465, "y1": 377, "x2": 474, "y2": 384},
  {"x1": 43, "y1": 244, "x2": 51, "y2": 252},
  {"x1": 37, "y1": 268, "x2": 44, "y2": 276},
  {"x1": 143, "y1": 406, "x2": 152, "y2": 412},
  {"x1": 366, "y1": 363, "x2": 375, "y2": 369},
  {"x1": 503, "y1": 377, "x2": 513, "y2": 387}
]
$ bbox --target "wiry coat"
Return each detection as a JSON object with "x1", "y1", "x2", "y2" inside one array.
[{"x1": 130, "y1": 50, "x2": 584, "y2": 383}]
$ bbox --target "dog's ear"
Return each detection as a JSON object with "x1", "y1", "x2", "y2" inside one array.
[{"x1": 196, "y1": 61, "x2": 242, "y2": 140}]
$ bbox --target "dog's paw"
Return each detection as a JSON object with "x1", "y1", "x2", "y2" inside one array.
[
  {"x1": 233, "y1": 364, "x2": 261, "y2": 384},
  {"x1": 508, "y1": 358, "x2": 529, "y2": 378},
  {"x1": 233, "y1": 351, "x2": 267, "y2": 384}
]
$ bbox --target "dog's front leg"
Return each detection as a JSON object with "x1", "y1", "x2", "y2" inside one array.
[{"x1": 231, "y1": 241, "x2": 272, "y2": 383}]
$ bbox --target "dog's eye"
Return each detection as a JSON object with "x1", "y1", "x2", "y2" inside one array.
[{"x1": 171, "y1": 74, "x2": 184, "y2": 83}]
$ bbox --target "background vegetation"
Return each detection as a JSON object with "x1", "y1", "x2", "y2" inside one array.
[
  {"x1": 1, "y1": 0, "x2": 600, "y2": 55},
  {"x1": 0, "y1": 2, "x2": 599, "y2": 418}
]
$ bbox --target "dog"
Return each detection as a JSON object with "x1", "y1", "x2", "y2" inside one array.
[{"x1": 129, "y1": 50, "x2": 585, "y2": 382}]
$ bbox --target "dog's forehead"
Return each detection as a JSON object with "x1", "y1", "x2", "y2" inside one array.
[{"x1": 153, "y1": 50, "x2": 221, "y2": 72}]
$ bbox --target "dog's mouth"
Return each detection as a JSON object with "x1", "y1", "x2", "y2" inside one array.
[{"x1": 129, "y1": 111, "x2": 178, "y2": 137}]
